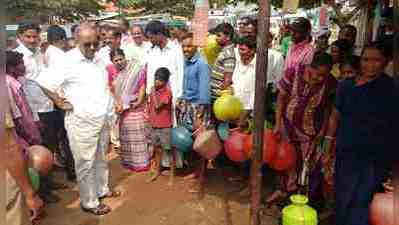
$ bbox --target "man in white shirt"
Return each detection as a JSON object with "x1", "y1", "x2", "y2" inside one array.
[
  {"x1": 14, "y1": 22, "x2": 61, "y2": 204},
  {"x1": 145, "y1": 20, "x2": 184, "y2": 105},
  {"x1": 232, "y1": 36, "x2": 257, "y2": 119},
  {"x1": 123, "y1": 25, "x2": 151, "y2": 62},
  {"x1": 44, "y1": 26, "x2": 68, "y2": 67},
  {"x1": 44, "y1": 25, "x2": 76, "y2": 181},
  {"x1": 36, "y1": 24, "x2": 118, "y2": 215},
  {"x1": 232, "y1": 35, "x2": 280, "y2": 113},
  {"x1": 145, "y1": 20, "x2": 185, "y2": 168},
  {"x1": 97, "y1": 27, "x2": 123, "y2": 65},
  {"x1": 266, "y1": 33, "x2": 284, "y2": 87},
  {"x1": 119, "y1": 18, "x2": 133, "y2": 48},
  {"x1": 14, "y1": 23, "x2": 52, "y2": 122}
]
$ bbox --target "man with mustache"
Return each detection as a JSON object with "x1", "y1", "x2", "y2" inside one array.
[{"x1": 36, "y1": 23, "x2": 119, "y2": 215}]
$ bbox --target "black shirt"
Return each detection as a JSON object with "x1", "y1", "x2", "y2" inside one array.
[{"x1": 335, "y1": 74, "x2": 398, "y2": 164}]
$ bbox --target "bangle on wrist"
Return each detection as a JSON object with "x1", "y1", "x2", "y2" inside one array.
[{"x1": 325, "y1": 136, "x2": 335, "y2": 140}]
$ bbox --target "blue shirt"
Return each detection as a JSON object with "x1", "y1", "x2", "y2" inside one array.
[{"x1": 181, "y1": 52, "x2": 211, "y2": 104}]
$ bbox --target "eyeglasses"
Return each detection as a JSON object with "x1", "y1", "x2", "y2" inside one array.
[
  {"x1": 132, "y1": 32, "x2": 143, "y2": 36},
  {"x1": 83, "y1": 41, "x2": 99, "y2": 49}
]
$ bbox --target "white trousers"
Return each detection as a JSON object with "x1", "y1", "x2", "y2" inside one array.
[{"x1": 65, "y1": 113, "x2": 110, "y2": 209}]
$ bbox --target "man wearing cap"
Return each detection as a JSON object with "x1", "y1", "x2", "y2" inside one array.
[
  {"x1": 284, "y1": 17, "x2": 314, "y2": 75},
  {"x1": 266, "y1": 17, "x2": 314, "y2": 205},
  {"x1": 14, "y1": 22, "x2": 62, "y2": 204}
]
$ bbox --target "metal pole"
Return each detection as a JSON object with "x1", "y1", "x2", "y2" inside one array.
[{"x1": 249, "y1": 0, "x2": 270, "y2": 224}]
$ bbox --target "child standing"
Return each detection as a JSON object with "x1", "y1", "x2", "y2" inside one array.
[{"x1": 147, "y1": 68, "x2": 175, "y2": 184}]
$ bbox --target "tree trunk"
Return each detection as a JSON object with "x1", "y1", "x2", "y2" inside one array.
[{"x1": 249, "y1": 0, "x2": 270, "y2": 224}]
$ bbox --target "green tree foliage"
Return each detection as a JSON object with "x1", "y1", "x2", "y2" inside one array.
[
  {"x1": 6, "y1": 0, "x2": 103, "y2": 22},
  {"x1": 242, "y1": 0, "x2": 323, "y2": 8}
]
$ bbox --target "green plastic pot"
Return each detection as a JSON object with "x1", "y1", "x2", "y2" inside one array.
[{"x1": 282, "y1": 195, "x2": 318, "y2": 225}]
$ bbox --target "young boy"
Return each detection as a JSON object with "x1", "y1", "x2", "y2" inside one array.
[{"x1": 147, "y1": 67, "x2": 175, "y2": 184}]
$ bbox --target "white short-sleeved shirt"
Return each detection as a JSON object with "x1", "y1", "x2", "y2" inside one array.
[
  {"x1": 233, "y1": 48, "x2": 284, "y2": 85},
  {"x1": 123, "y1": 41, "x2": 151, "y2": 63},
  {"x1": 44, "y1": 45, "x2": 67, "y2": 68},
  {"x1": 267, "y1": 49, "x2": 284, "y2": 85},
  {"x1": 145, "y1": 40, "x2": 184, "y2": 104},
  {"x1": 14, "y1": 42, "x2": 54, "y2": 116},
  {"x1": 36, "y1": 48, "x2": 113, "y2": 119},
  {"x1": 232, "y1": 56, "x2": 256, "y2": 110}
]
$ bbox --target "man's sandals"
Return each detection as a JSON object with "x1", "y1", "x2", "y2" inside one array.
[
  {"x1": 81, "y1": 203, "x2": 111, "y2": 216},
  {"x1": 80, "y1": 190, "x2": 122, "y2": 216}
]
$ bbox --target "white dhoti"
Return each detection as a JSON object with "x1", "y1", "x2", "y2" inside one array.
[{"x1": 65, "y1": 113, "x2": 110, "y2": 209}]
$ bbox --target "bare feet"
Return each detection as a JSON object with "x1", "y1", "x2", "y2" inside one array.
[
  {"x1": 265, "y1": 190, "x2": 288, "y2": 205},
  {"x1": 146, "y1": 172, "x2": 161, "y2": 183},
  {"x1": 238, "y1": 185, "x2": 251, "y2": 197},
  {"x1": 161, "y1": 170, "x2": 170, "y2": 176},
  {"x1": 183, "y1": 173, "x2": 197, "y2": 181},
  {"x1": 188, "y1": 188, "x2": 200, "y2": 193}
]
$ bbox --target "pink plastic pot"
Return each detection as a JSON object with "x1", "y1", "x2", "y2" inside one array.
[{"x1": 193, "y1": 128, "x2": 222, "y2": 160}]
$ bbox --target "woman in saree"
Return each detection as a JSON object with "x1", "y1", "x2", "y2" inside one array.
[
  {"x1": 111, "y1": 48, "x2": 150, "y2": 172},
  {"x1": 331, "y1": 42, "x2": 396, "y2": 225},
  {"x1": 268, "y1": 52, "x2": 337, "y2": 204}
]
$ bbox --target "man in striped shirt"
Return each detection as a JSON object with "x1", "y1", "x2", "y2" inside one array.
[
  {"x1": 284, "y1": 17, "x2": 314, "y2": 75},
  {"x1": 210, "y1": 23, "x2": 237, "y2": 100}
]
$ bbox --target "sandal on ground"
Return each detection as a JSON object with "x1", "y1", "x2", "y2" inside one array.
[
  {"x1": 99, "y1": 190, "x2": 122, "y2": 200},
  {"x1": 81, "y1": 203, "x2": 111, "y2": 216}
]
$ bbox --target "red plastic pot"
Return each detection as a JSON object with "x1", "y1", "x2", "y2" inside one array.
[
  {"x1": 269, "y1": 140, "x2": 297, "y2": 171},
  {"x1": 243, "y1": 129, "x2": 278, "y2": 164},
  {"x1": 369, "y1": 185, "x2": 394, "y2": 225},
  {"x1": 224, "y1": 129, "x2": 250, "y2": 162}
]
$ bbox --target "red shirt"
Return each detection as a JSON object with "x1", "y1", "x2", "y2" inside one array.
[{"x1": 148, "y1": 86, "x2": 172, "y2": 128}]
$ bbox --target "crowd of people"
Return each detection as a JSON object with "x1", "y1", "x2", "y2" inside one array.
[{"x1": 5, "y1": 13, "x2": 396, "y2": 225}]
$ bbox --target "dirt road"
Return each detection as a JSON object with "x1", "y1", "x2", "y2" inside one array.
[{"x1": 40, "y1": 153, "x2": 287, "y2": 225}]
